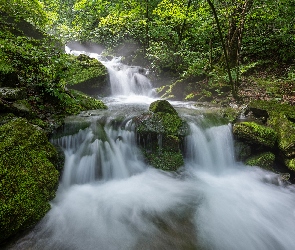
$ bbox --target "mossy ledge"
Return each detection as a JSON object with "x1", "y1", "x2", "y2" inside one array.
[
  {"x1": 135, "y1": 100, "x2": 188, "y2": 171},
  {"x1": 0, "y1": 118, "x2": 60, "y2": 243},
  {"x1": 234, "y1": 100, "x2": 295, "y2": 176}
]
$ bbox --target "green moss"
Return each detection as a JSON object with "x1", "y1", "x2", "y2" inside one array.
[
  {"x1": 149, "y1": 99, "x2": 178, "y2": 115},
  {"x1": 245, "y1": 152, "x2": 275, "y2": 171},
  {"x1": 136, "y1": 100, "x2": 186, "y2": 171},
  {"x1": 268, "y1": 114, "x2": 295, "y2": 158},
  {"x1": 64, "y1": 90, "x2": 107, "y2": 115},
  {"x1": 145, "y1": 150, "x2": 184, "y2": 171},
  {"x1": 285, "y1": 158, "x2": 295, "y2": 171},
  {"x1": 63, "y1": 54, "x2": 107, "y2": 86},
  {"x1": 0, "y1": 118, "x2": 59, "y2": 243},
  {"x1": 233, "y1": 122, "x2": 277, "y2": 148}
]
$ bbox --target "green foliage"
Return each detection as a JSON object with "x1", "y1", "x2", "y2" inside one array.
[{"x1": 0, "y1": 118, "x2": 59, "y2": 242}]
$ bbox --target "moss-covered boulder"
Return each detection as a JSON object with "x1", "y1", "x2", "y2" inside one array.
[
  {"x1": 135, "y1": 100, "x2": 187, "y2": 171},
  {"x1": 245, "y1": 100, "x2": 295, "y2": 173},
  {"x1": 0, "y1": 118, "x2": 60, "y2": 243},
  {"x1": 149, "y1": 99, "x2": 178, "y2": 115},
  {"x1": 245, "y1": 152, "x2": 275, "y2": 171},
  {"x1": 233, "y1": 122, "x2": 277, "y2": 148},
  {"x1": 64, "y1": 54, "x2": 109, "y2": 97}
]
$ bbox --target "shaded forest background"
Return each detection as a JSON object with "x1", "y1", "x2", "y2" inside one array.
[{"x1": 1, "y1": 0, "x2": 294, "y2": 103}]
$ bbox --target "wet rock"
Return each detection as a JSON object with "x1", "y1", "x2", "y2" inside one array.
[
  {"x1": 233, "y1": 121, "x2": 277, "y2": 148},
  {"x1": 0, "y1": 87, "x2": 26, "y2": 100},
  {"x1": 0, "y1": 118, "x2": 60, "y2": 243},
  {"x1": 245, "y1": 152, "x2": 275, "y2": 171},
  {"x1": 135, "y1": 100, "x2": 187, "y2": 171}
]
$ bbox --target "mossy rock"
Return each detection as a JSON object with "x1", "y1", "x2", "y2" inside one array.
[
  {"x1": 64, "y1": 90, "x2": 107, "y2": 115},
  {"x1": 0, "y1": 118, "x2": 60, "y2": 243},
  {"x1": 245, "y1": 152, "x2": 275, "y2": 171},
  {"x1": 64, "y1": 54, "x2": 109, "y2": 97},
  {"x1": 285, "y1": 158, "x2": 295, "y2": 171},
  {"x1": 268, "y1": 113, "x2": 295, "y2": 158},
  {"x1": 144, "y1": 150, "x2": 184, "y2": 171},
  {"x1": 136, "y1": 100, "x2": 186, "y2": 171},
  {"x1": 149, "y1": 99, "x2": 178, "y2": 115},
  {"x1": 233, "y1": 122, "x2": 277, "y2": 148}
]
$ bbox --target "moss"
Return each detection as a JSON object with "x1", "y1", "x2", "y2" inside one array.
[
  {"x1": 145, "y1": 150, "x2": 184, "y2": 171},
  {"x1": 149, "y1": 99, "x2": 178, "y2": 115},
  {"x1": 64, "y1": 90, "x2": 107, "y2": 115},
  {"x1": 245, "y1": 152, "x2": 275, "y2": 171},
  {"x1": 268, "y1": 113, "x2": 295, "y2": 158},
  {"x1": 233, "y1": 121, "x2": 277, "y2": 148},
  {"x1": 285, "y1": 158, "x2": 295, "y2": 171},
  {"x1": 0, "y1": 118, "x2": 59, "y2": 243},
  {"x1": 136, "y1": 100, "x2": 186, "y2": 171},
  {"x1": 64, "y1": 54, "x2": 107, "y2": 87}
]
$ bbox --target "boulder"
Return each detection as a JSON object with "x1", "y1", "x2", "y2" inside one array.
[
  {"x1": 0, "y1": 118, "x2": 60, "y2": 243},
  {"x1": 233, "y1": 121, "x2": 277, "y2": 148},
  {"x1": 135, "y1": 100, "x2": 187, "y2": 171},
  {"x1": 245, "y1": 152, "x2": 275, "y2": 171}
]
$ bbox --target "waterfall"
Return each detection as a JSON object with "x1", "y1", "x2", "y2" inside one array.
[
  {"x1": 6, "y1": 49, "x2": 295, "y2": 250},
  {"x1": 65, "y1": 46, "x2": 156, "y2": 100},
  {"x1": 185, "y1": 122, "x2": 235, "y2": 173},
  {"x1": 52, "y1": 118, "x2": 146, "y2": 187}
]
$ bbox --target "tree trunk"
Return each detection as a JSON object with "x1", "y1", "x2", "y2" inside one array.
[{"x1": 206, "y1": 0, "x2": 237, "y2": 99}]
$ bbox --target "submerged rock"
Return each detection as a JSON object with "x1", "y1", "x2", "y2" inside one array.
[{"x1": 0, "y1": 118, "x2": 60, "y2": 243}]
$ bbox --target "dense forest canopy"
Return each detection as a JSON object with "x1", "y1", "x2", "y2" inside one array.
[{"x1": 1, "y1": 0, "x2": 294, "y2": 100}]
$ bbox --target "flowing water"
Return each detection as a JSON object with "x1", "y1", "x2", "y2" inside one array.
[{"x1": 7, "y1": 49, "x2": 295, "y2": 250}]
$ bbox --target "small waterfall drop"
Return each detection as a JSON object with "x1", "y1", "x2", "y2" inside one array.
[{"x1": 185, "y1": 122, "x2": 235, "y2": 173}]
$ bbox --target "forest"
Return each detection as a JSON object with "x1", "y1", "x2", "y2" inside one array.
[{"x1": 1, "y1": 0, "x2": 294, "y2": 103}]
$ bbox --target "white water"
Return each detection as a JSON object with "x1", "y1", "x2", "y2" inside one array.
[
  {"x1": 7, "y1": 51, "x2": 295, "y2": 250},
  {"x1": 65, "y1": 46, "x2": 156, "y2": 102}
]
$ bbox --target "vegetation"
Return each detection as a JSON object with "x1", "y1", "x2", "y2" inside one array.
[
  {"x1": 0, "y1": 118, "x2": 60, "y2": 242},
  {"x1": 33, "y1": 0, "x2": 294, "y2": 103}
]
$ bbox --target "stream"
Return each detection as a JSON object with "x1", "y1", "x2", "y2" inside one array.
[{"x1": 7, "y1": 48, "x2": 295, "y2": 250}]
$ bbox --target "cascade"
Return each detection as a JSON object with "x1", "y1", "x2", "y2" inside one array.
[
  {"x1": 6, "y1": 50, "x2": 295, "y2": 250},
  {"x1": 65, "y1": 46, "x2": 156, "y2": 100}
]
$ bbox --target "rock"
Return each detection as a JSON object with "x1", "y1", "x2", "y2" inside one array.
[
  {"x1": 65, "y1": 55, "x2": 109, "y2": 97},
  {"x1": 234, "y1": 141, "x2": 252, "y2": 161},
  {"x1": 136, "y1": 100, "x2": 187, "y2": 171},
  {"x1": 245, "y1": 152, "x2": 275, "y2": 171},
  {"x1": 233, "y1": 121, "x2": 277, "y2": 148},
  {"x1": 0, "y1": 87, "x2": 26, "y2": 100},
  {"x1": 149, "y1": 99, "x2": 178, "y2": 115},
  {"x1": 0, "y1": 118, "x2": 60, "y2": 243}
]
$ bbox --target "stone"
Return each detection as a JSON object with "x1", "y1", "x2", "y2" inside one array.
[
  {"x1": 233, "y1": 121, "x2": 277, "y2": 148},
  {"x1": 0, "y1": 118, "x2": 60, "y2": 243},
  {"x1": 0, "y1": 87, "x2": 26, "y2": 100}
]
